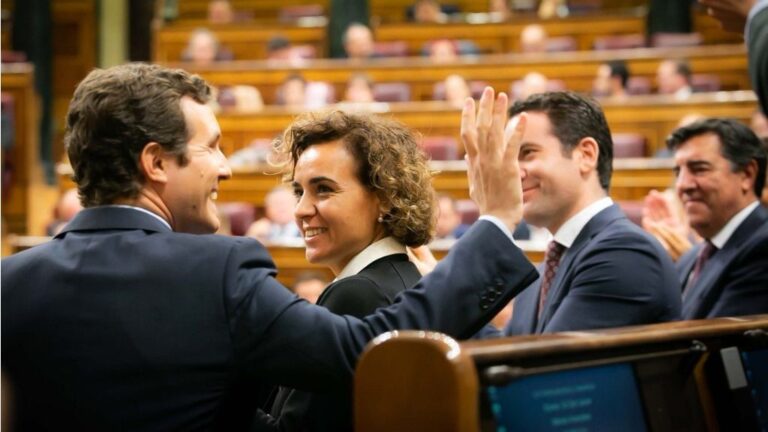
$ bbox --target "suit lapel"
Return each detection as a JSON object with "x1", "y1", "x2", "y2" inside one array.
[
  {"x1": 682, "y1": 206, "x2": 768, "y2": 319},
  {"x1": 535, "y1": 205, "x2": 625, "y2": 333}
]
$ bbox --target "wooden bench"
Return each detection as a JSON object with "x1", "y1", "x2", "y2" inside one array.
[
  {"x1": 355, "y1": 315, "x2": 768, "y2": 431},
  {"x1": 172, "y1": 0, "x2": 647, "y2": 22},
  {"x1": 204, "y1": 92, "x2": 757, "y2": 157},
  {"x1": 167, "y1": 44, "x2": 750, "y2": 104},
  {"x1": 5, "y1": 235, "x2": 545, "y2": 286},
  {"x1": 155, "y1": 12, "x2": 740, "y2": 61}
]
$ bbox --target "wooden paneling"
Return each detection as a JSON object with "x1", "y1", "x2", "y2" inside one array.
[
  {"x1": 51, "y1": 0, "x2": 97, "y2": 164},
  {"x1": 170, "y1": 44, "x2": 750, "y2": 105},
  {"x1": 2, "y1": 64, "x2": 44, "y2": 235}
]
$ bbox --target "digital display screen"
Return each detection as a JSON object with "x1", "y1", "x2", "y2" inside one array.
[
  {"x1": 487, "y1": 363, "x2": 647, "y2": 432},
  {"x1": 741, "y1": 348, "x2": 768, "y2": 429}
]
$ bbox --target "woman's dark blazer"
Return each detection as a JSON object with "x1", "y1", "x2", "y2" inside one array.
[{"x1": 267, "y1": 253, "x2": 421, "y2": 432}]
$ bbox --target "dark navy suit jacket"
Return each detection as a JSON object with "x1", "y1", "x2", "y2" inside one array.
[
  {"x1": 267, "y1": 254, "x2": 420, "y2": 431},
  {"x1": 678, "y1": 204, "x2": 768, "y2": 319},
  {"x1": 1, "y1": 207, "x2": 537, "y2": 431},
  {"x1": 504, "y1": 204, "x2": 681, "y2": 335}
]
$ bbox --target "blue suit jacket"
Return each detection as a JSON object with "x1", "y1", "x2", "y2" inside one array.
[
  {"x1": 1, "y1": 207, "x2": 537, "y2": 431},
  {"x1": 678, "y1": 204, "x2": 768, "y2": 319},
  {"x1": 504, "y1": 204, "x2": 681, "y2": 335}
]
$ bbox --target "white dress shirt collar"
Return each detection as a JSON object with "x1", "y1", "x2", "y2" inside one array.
[
  {"x1": 552, "y1": 197, "x2": 613, "y2": 248},
  {"x1": 709, "y1": 200, "x2": 759, "y2": 249},
  {"x1": 104, "y1": 204, "x2": 172, "y2": 230},
  {"x1": 335, "y1": 237, "x2": 407, "y2": 281}
]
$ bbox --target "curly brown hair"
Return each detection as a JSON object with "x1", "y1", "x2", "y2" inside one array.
[
  {"x1": 65, "y1": 63, "x2": 211, "y2": 206},
  {"x1": 272, "y1": 110, "x2": 435, "y2": 246}
]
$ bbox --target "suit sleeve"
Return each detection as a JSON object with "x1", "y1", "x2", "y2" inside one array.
[
  {"x1": 749, "y1": 5, "x2": 768, "y2": 115},
  {"x1": 223, "y1": 220, "x2": 538, "y2": 391},
  {"x1": 542, "y1": 233, "x2": 682, "y2": 333}
]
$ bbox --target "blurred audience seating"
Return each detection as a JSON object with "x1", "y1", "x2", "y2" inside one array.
[
  {"x1": 612, "y1": 133, "x2": 647, "y2": 158},
  {"x1": 373, "y1": 82, "x2": 412, "y2": 102}
]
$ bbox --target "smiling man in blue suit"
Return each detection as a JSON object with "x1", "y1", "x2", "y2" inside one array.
[
  {"x1": 501, "y1": 92, "x2": 681, "y2": 335},
  {"x1": 0, "y1": 64, "x2": 537, "y2": 431},
  {"x1": 668, "y1": 118, "x2": 768, "y2": 319}
]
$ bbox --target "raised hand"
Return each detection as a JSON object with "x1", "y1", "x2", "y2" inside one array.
[{"x1": 461, "y1": 87, "x2": 527, "y2": 232}]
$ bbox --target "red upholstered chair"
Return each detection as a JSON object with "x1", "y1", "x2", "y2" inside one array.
[
  {"x1": 650, "y1": 32, "x2": 703, "y2": 48},
  {"x1": 612, "y1": 133, "x2": 647, "y2": 158},
  {"x1": 456, "y1": 199, "x2": 480, "y2": 225},
  {"x1": 218, "y1": 202, "x2": 257, "y2": 236},
  {"x1": 292, "y1": 44, "x2": 317, "y2": 60},
  {"x1": 626, "y1": 76, "x2": 652, "y2": 95},
  {"x1": 373, "y1": 41, "x2": 409, "y2": 58},
  {"x1": 690, "y1": 74, "x2": 721, "y2": 92},
  {"x1": 468, "y1": 81, "x2": 489, "y2": 99},
  {"x1": 592, "y1": 34, "x2": 646, "y2": 50},
  {"x1": 420, "y1": 136, "x2": 459, "y2": 160},
  {"x1": 373, "y1": 82, "x2": 411, "y2": 102},
  {"x1": 545, "y1": 36, "x2": 578, "y2": 52},
  {"x1": 1, "y1": 51, "x2": 27, "y2": 63},
  {"x1": 617, "y1": 200, "x2": 643, "y2": 226}
]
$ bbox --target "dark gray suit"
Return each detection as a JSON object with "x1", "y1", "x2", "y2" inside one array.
[
  {"x1": 505, "y1": 204, "x2": 681, "y2": 335},
  {"x1": 678, "y1": 204, "x2": 768, "y2": 319},
  {"x1": 1, "y1": 207, "x2": 537, "y2": 431}
]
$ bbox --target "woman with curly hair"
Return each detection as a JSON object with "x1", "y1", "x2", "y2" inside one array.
[{"x1": 259, "y1": 110, "x2": 436, "y2": 431}]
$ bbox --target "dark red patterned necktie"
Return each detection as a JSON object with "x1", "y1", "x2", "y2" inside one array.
[
  {"x1": 539, "y1": 240, "x2": 566, "y2": 318},
  {"x1": 685, "y1": 240, "x2": 717, "y2": 294}
]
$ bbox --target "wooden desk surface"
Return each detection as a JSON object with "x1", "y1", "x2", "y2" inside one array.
[
  {"x1": 168, "y1": 44, "x2": 750, "y2": 104},
  {"x1": 6, "y1": 235, "x2": 545, "y2": 286}
]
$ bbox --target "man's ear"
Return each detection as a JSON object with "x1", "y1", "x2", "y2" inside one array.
[
  {"x1": 575, "y1": 137, "x2": 599, "y2": 174},
  {"x1": 741, "y1": 159, "x2": 759, "y2": 195},
  {"x1": 139, "y1": 142, "x2": 169, "y2": 184}
]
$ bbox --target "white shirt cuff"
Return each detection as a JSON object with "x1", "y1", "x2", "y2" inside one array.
[{"x1": 478, "y1": 215, "x2": 517, "y2": 245}]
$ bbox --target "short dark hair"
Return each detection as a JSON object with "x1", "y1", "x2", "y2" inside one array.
[
  {"x1": 509, "y1": 91, "x2": 614, "y2": 191},
  {"x1": 267, "y1": 35, "x2": 291, "y2": 53},
  {"x1": 671, "y1": 58, "x2": 692, "y2": 84},
  {"x1": 65, "y1": 63, "x2": 211, "y2": 207},
  {"x1": 667, "y1": 118, "x2": 767, "y2": 197},
  {"x1": 273, "y1": 111, "x2": 436, "y2": 246},
  {"x1": 607, "y1": 60, "x2": 629, "y2": 88}
]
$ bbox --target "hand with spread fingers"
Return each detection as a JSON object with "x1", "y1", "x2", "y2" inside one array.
[{"x1": 461, "y1": 87, "x2": 526, "y2": 232}]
